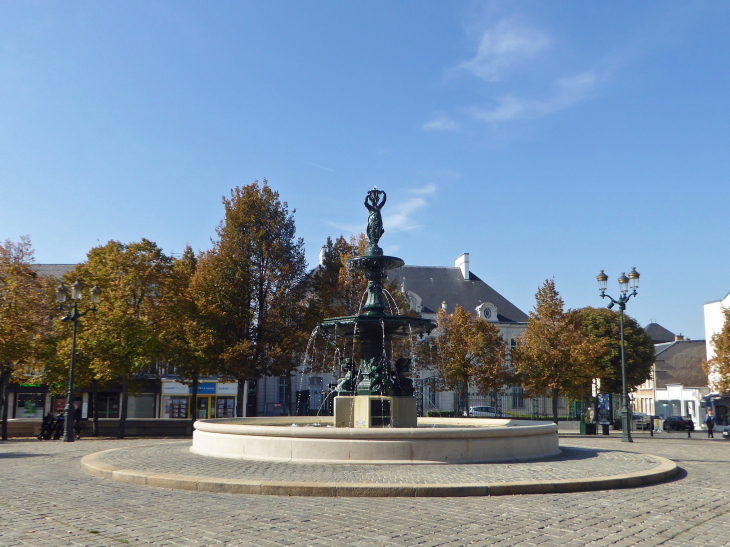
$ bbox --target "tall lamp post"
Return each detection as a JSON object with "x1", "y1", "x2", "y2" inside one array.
[
  {"x1": 596, "y1": 267, "x2": 640, "y2": 443},
  {"x1": 56, "y1": 280, "x2": 101, "y2": 442}
]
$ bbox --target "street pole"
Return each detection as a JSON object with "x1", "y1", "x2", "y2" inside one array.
[
  {"x1": 56, "y1": 281, "x2": 101, "y2": 443},
  {"x1": 619, "y1": 304, "x2": 631, "y2": 443},
  {"x1": 62, "y1": 302, "x2": 79, "y2": 442},
  {"x1": 596, "y1": 268, "x2": 640, "y2": 444}
]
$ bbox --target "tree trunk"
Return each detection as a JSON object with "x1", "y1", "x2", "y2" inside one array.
[
  {"x1": 190, "y1": 375, "x2": 199, "y2": 427},
  {"x1": 118, "y1": 375, "x2": 128, "y2": 439},
  {"x1": 552, "y1": 386, "x2": 559, "y2": 425},
  {"x1": 286, "y1": 372, "x2": 293, "y2": 416},
  {"x1": 91, "y1": 378, "x2": 99, "y2": 437},
  {"x1": 0, "y1": 365, "x2": 11, "y2": 441},
  {"x1": 236, "y1": 377, "x2": 246, "y2": 417}
]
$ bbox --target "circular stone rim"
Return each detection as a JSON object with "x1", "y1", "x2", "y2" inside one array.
[
  {"x1": 190, "y1": 417, "x2": 561, "y2": 465},
  {"x1": 192, "y1": 416, "x2": 558, "y2": 439},
  {"x1": 80, "y1": 444, "x2": 678, "y2": 498}
]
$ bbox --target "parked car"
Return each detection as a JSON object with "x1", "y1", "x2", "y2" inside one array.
[
  {"x1": 663, "y1": 416, "x2": 695, "y2": 431},
  {"x1": 468, "y1": 406, "x2": 508, "y2": 417},
  {"x1": 723, "y1": 425, "x2": 729, "y2": 440}
]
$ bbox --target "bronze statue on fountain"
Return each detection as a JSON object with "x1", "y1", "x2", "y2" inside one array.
[{"x1": 319, "y1": 188, "x2": 434, "y2": 426}]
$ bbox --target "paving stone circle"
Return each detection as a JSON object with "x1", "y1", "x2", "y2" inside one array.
[{"x1": 96, "y1": 440, "x2": 663, "y2": 485}]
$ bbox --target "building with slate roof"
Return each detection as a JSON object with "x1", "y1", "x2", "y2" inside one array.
[
  {"x1": 387, "y1": 253, "x2": 528, "y2": 349},
  {"x1": 32, "y1": 264, "x2": 76, "y2": 279},
  {"x1": 644, "y1": 322, "x2": 676, "y2": 344},
  {"x1": 632, "y1": 337, "x2": 711, "y2": 429}
]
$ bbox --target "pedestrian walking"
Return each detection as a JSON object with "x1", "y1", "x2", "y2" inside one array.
[
  {"x1": 705, "y1": 412, "x2": 715, "y2": 439},
  {"x1": 73, "y1": 404, "x2": 82, "y2": 440}
]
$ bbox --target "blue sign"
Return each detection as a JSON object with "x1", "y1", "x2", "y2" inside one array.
[{"x1": 190, "y1": 383, "x2": 216, "y2": 395}]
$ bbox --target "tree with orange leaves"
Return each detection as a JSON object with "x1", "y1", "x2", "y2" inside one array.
[
  {"x1": 430, "y1": 304, "x2": 508, "y2": 413},
  {"x1": 512, "y1": 279, "x2": 606, "y2": 424}
]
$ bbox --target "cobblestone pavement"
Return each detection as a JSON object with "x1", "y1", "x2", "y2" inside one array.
[
  {"x1": 97, "y1": 442, "x2": 661, "y2": 484},
  {"x1": 1, "y1": 432, "x2": 729, "y2": 547}
]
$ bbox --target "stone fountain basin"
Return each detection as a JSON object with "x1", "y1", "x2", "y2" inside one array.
[{"x1": 191, "y1": 417, "x2": 560, "y2": 464}]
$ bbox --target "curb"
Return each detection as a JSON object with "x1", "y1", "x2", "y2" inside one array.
[{"x1": 80, "y1": 448, "x2": 678, "y2": 498}]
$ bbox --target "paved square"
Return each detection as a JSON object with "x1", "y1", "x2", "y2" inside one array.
[{"x1": 1, "y1": 432, "x2": 729, "y2": 546}]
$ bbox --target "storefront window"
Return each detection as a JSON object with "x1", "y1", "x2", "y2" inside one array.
[
  {"x1": 128, "y1": 394, "x2": 156, "y2": 418},
  {"x1": 94, "y1": 394, "x2": 120, "y2": 418},
  {"x1": 217, "y1": 396, "x2": 236, "y2": 418},
  {"x1": 16, "y1": 393, "x2": 45, "y2": 419},
  {"x1": 167, "y1": 396, "x2": 189, "y2": 419}
]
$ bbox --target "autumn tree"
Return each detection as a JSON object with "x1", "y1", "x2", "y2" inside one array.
[
  {"x1": 194, "y1": 180, "x2": 307, "y2": 416},
  {"x1": 575, "y1": 307, "x2": 654, "y2": 393},
  {"x1": 512, "y1": 279, "x2": 606, "y2": 424},
  {"x1": 0, "y1": 237, "x2": 49, "y2": 440},
  {"x1": 158, "y1": 245, "x2": 219, "y2": 422},
  {"x1": 703, "y1": 306, "x2": 730, "y2": 395},
  {"x1": 430, "y1": 305, "x2": 508, "y2": 413},
  {"x1": 69, "y1": 239, "x2": 170, "y2": 438}
]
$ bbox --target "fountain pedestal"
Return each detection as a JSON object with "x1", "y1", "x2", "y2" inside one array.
[{"x1": 335, "y1": 396, "x2": 417, "y2": 428}]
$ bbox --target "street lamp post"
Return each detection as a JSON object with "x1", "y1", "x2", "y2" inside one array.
[
  {"x1": 56, "y1": 280, "x2": 101, "y2": 442},
  {"x1": 596, "y1": 267, "x2": 640, "y2": 443}
]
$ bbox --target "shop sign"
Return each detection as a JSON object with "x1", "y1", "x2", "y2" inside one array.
[
  {"x1": 216, "y1": 383, "x2": 238, "y2": 395},
  {"x1": 192, "y1": 383, "x2": 216, "y2": 395},
  {"x1": 162, "y1": 382, "x2": 189, "y2": 395}
]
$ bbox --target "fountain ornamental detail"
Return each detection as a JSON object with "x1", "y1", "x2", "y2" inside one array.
[{"x1": 317, "y1": 187, "x2": 435, "y2": 428}]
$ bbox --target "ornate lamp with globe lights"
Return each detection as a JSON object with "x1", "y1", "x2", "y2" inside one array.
[
  {"x1": 596, "y1": 267, "x2": 640, "y2": 443},
  {"x1": 55, "y1": 280, "x2": 101, "y2": 442}
]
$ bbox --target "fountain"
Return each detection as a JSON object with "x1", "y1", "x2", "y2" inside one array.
[{"x1": 191, "y1": 188, "x2": 560, "y2": 464}]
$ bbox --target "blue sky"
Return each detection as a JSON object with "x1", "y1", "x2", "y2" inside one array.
[{"x1": 1, "y1": 1, "x2": 728, "y2": 340}]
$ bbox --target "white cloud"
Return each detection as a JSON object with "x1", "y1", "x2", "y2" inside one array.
[
  {"x1": 458, "y1": 19, "x2": 550, "y2": 82},
  {"x1": 466, "y1": 70, "x2": 599, "y2": 122},
  {"x1": 423, "y1": 115, "x2": 460, "y2": 132},
  {"x1": 409, "y1": 183, "x2": 437, "y2": 195},
  {"x1": 383, "y1": 184, "x2": 437, "y2": 232},
  {"x1": 383, "y1": 197, "x2": 427, "y2": 232}
]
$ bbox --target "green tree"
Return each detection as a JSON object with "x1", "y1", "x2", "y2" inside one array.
[
  {"x1": 430, "y1": 305, "x2": 509, "y2": 413},
  {"x1": 703, "y1": 306, "x2": 730, "y2": 395},
  {"x1": 0, "y1": 237, "x2": 49, "y2": 440},
  {"x1": 575, "y1": 307, "x2": 654, "y2": 393},
  {"x1": 69, "y1": 239, "x2": 170, "y2": 438},
  {"x1": 194, "y1": 180, "x2": 307, "y2": 416},
  {"x1": 512, "y1": 279, "x2": 606, "y2": 424}
]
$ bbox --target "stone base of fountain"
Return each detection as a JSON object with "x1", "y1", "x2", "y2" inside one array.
[
  {"x1": 334, "y1": 396, "x2": 417, "y2": 428},
  {"x1": 190, "y1": 417, "x2": 560, "y2": 464}
]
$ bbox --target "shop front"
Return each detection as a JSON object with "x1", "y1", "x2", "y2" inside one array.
[
  {"x1": 161, "y1": 381, "x2": 238, "y2": 419},
  {"x1": 12, "y1": 385, "x2": 49, "y2": 419}
]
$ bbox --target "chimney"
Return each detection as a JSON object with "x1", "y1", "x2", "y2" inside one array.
[
  {"x1": 675, "y1": 334, "x2": 685, "y2": 341},
  {"x1": 319, "y1": 245, "x2": 326, "y2": 267},
  {"x1": 455, "y1": 253, "x2": 469, "y2": 281}
]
